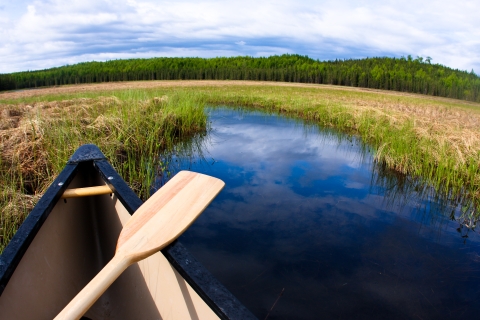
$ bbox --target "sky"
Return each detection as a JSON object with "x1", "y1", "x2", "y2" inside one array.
[{"x1": 0, "y1": 0, "x2": 479, "y2": 74}]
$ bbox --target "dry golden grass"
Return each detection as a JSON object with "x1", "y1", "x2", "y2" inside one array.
[
  {"x1": 349, "y1": 98, "x2": 480, "y2": 168},
  {"x1": 0, "y1": 99, "x2": 114, "y2": 249},
  {"x1": 0, "y1": 90, "x2": 209, "y2": 251}
]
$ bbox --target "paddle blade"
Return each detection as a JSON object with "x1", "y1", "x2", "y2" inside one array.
[{"x1": 116, "y1": 171, "x2": 224, "y2": 262}]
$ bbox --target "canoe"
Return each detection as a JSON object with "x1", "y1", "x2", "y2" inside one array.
[{"x1": 0, "y1": 144, "x2": 256, "y2": 320}]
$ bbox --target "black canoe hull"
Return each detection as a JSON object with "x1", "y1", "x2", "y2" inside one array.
[{"x1": 0, "y1": 144, "x2": 256, "y2": 320}]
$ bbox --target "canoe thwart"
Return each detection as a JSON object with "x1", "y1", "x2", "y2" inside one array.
[{"x1": 60, "y1": 185, "x2": 113, "y2": 199}]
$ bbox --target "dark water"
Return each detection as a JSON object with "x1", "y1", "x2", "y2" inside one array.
[{"x1": 157, "y1": 107, "x2": 480, "y2": 320}]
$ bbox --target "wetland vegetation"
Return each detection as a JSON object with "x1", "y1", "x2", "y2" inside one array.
[
  {"x1": 1, "y1": 81, "x2": 480, "y2": 251},
  {"x1": 0, "y1": 89, "x2": 207, "y2": 250}
]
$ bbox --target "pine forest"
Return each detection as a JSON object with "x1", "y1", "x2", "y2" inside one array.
[{"x1": 1, "y1": 54, "x2": 479, "y2": 102}]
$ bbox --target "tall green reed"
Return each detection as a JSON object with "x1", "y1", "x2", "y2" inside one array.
[{"x1": 42, "y1": 90, "x2": 208, "y2": 199}]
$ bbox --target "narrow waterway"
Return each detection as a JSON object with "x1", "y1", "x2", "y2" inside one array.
[{"x1": 157, "y1": 107, "x2": 480, "y2": 320}]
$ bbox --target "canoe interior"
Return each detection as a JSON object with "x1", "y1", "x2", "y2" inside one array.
[{"x1": 0, "y1": 161, "x2": 219, "y2": 319}]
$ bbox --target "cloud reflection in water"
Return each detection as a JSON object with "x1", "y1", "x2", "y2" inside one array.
[{"x1": 160, "y1": 107, "x2": 480, "y2": 319}]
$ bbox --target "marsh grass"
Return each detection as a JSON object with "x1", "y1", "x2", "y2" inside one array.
[
  {"x1": 193, "y1": 85, "x2": 480, "y2": 225},
  {"x1": 41, "y1": 91, "x2": 207, "y2": 195},
  {"x1": 1, "y1": 82, "x2": 480, "y2": 252},
  {"x1": 0, "y1": 90, "x2": 207, "y2": 251}
]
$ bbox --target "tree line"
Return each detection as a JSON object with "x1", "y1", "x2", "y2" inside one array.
[{"x1": 1, "y1": 54, "x2": 479, "y2": 102}]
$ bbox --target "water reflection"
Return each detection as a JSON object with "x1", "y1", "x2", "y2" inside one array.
[
  {"x1": 156, "y1": 107, "x2": 480, "y2": 319},
  {"x1": 370, "y1": 161, "x2": 477, "y2": 239}
]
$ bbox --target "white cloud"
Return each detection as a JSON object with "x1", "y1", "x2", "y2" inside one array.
[{"x1": 0, "y1": 0, "x2": 479, "y2": 73}]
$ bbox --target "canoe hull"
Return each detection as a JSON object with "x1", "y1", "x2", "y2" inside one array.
[{"x1": 0, "y1": 145, "x2": 256, "y2": 320}]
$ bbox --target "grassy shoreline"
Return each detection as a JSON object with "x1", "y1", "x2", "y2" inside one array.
[
  {"x1": 0, "y1": 90, "x2": 207, "y2": 251},
  {"x1": 1, "y1": 81, "x2": 480, "y2": 251}
]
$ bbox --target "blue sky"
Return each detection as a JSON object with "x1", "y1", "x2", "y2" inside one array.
[{"x1": 0, "y1": 0, "x2": 479, "y2": 74}]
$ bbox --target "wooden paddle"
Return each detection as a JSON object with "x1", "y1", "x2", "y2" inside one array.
[{"x1": 54, "y1": 171, "x2": 225, "y2": 320}]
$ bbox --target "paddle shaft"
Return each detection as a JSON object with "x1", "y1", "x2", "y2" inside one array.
[{"x1": 54, "y1": 254, "x2": 130, "y2": 320}]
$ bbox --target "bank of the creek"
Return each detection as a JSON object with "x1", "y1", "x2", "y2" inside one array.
[
  {"x1": 159, "y1": 107, "x2": 480, "y2": 320},
  {"x1": 2, "y1": 84, "x2": 480, "y2": 318}
]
